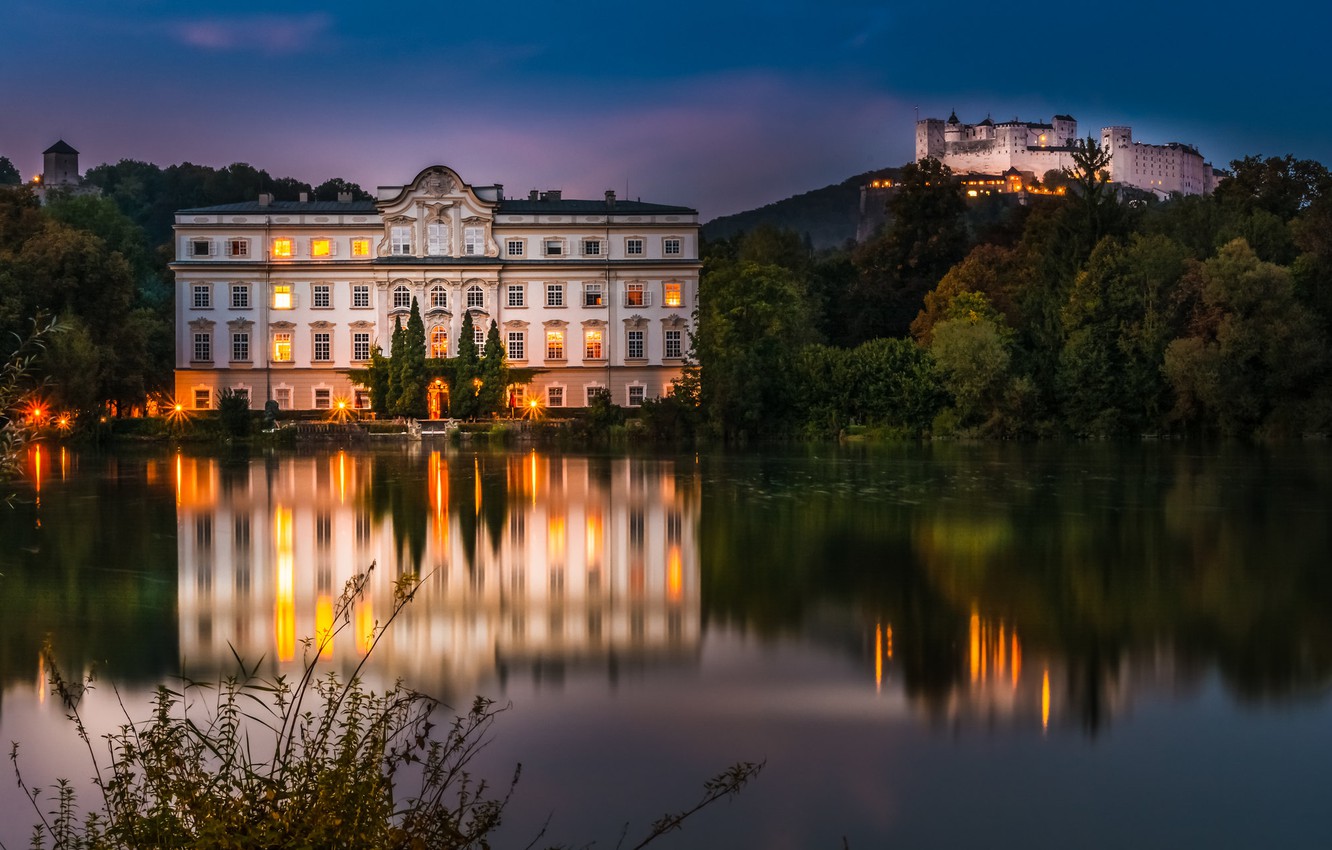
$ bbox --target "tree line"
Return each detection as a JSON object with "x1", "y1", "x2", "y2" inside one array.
[
  {"x1": 692, "y1": 145, "x2": 1332, "y2": 440},
  {"x1": 0, "y1": 158, "x2": 372, "y2": 420}
]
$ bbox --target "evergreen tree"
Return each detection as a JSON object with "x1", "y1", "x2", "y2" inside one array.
[
  {"x1": 386, "y1": 316, "x2": 404, "y2": 415},
  {"x1": 453, "y1": 312, "x2": 481, "y2": 419},
  {"x1": 394, "y1": 299, "x2": 427, "y2": 418},
  {"x1": 479, "y1": 320, "x2": 508, "y2": 417},
  {"x1": 366, "y1": 345, "x2": 390, "y2": 415}
]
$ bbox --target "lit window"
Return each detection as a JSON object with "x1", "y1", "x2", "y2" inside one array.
[
  {"x1": 391, "y1": 226, "x2": 411, "y2": 256},
  {"x1": 583, "y1": 239, "x2": 601, "y2": 256},
  {"x1": 191, "y1": 239, "x2": 213, "y2": 258},
  {"x1": 467, "y1": 285, "x2": 484, "y2": 308},
  {"x1": 427, "y1": 222, "x2": 448, "y2": 256},
  {"x1": 625, "y1": 238, "x2": 644, "y2": 256},
  {"x1": 193, "y1": 332, "x2": 212, "y2": 362},
  {"x1": 474, "y1": 322, "x2": 486, "y2": 347},
  {"x1": 313, "y1": 332, "x2": 331, "y2": 362},
  {"x1": 506, "y1": 331, "x2": 525, "y2": 360},
  {"x1": 352, "y1": 285, "x2": 370, "y2": 308},
  {"x1": 232, "y1": 332, "x2": 249, "y2": 362},
  {"x1": 314, "y1": 388, "x2": 331, "y2": 410},
  {"x1": 272, "y1": 285, "x2": 293, "y2": 309},
  {"x1": 626, "y1": 329, "x2": 644, "y2": 359},
  {"x1": 625, "y1": 282, "x2": 647, "y2": 307},
  {"x1": 230, "y1": 284, "x2": 249, "y2": 309},
  {"x1": 192, "y1": 284, "x2": 212, "y2": 309},
  {"x1": 312, "y1": 284, "x2": 331, "y2": 308},
  {"x1": 544, "y1": 239, "x2": 563, "y2": 256},
  {"x1": 311, "y1": 239, "x2": 332, "y2": 258},
  {"x1": 430, "y1": 327, "x2": 448, "y2": 358},
  {"x1": 352, "y1": 332, "x2": 371, "y2": 361},
  {"x1": 663, "y1": 282, "x2": 682, "y2": 307},
  {"x1": 546, "y1": 330, "x2": 565, "y2": 360},
  {"x1": 584, "y1": 329, "x2": 603, "y2": 360},
  {"x1": 392, "y1": 285, "x2": 411, "y2": 310},
  {"x1": 547, "y1": 386, "x2": 564, "y2": 407},
  {"x1": 663, "y1": 238, "x2": 681, "y2": 256},
  {"x1": 229, "y1": 239, "x2": 249, "y2": 258},
  {"x1": 465, "y1": 226, "x2": 484, "y2": 256},
  {"x1": 193, "y1": 388, "x2": 211, "y2": 410},
  {"x1": 507, "y1": 284, "x2": 525, "y2": 307},
  {"x1": 584, "y1": 283, "x2": 603, "y2": 307},
  {"x1": 273, "y1": 332, "x2": 292, "y2": 362},
  {"x1": 272, "y1": 238, "x2": 293, "y2": 259},
  {"x1": 506, "y1": 240, "x2": 525, "y2": 257},
  {"x1": 628, "y1": 385, "x2": 646, "y2": 406},
  {"x1": 664, "y1": 329, "x2": 683, "y2": 359},
  {"x1": 351, "y1": 239, "x2": 370, "y2": 257},
  {"x1": 546, "y1": 283, "x2": 563, "y2": 307},
  {"x1": 274, "y1": 387, "x2": 291, "y2": 410},
  {"x1": 429, "y1": 285, "x2": 447, "y2": 310}
]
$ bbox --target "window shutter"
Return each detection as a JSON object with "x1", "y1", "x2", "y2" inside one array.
[
  {"x1": 329, "y1": 240, "x2": 338, "y2": 257},
  {"x1": 209, "y1": 240, "x2": 218, "y2": 256}
]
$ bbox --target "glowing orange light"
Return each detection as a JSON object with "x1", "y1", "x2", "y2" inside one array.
[
  {"x1": 666, "y1": 545, "x2": 683, "y2": 601},
  {"x1": 1042, "y1": 668, "x2": 1051, "y2": 732},
  {"x1": 315, "y1": 595, "x2": 334, "y2": 659}
]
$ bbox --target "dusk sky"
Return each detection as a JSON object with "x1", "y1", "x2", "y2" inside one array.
[{"x1": 3, "y1": 0, "x2": 1330, "y2": 220}]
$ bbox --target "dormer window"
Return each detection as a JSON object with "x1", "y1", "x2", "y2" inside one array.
[
  {"x1": 391, "y1": 226, "x2": 412, "y2": 256},
  {"x1": 464, "y1": 226, "x2": 484, "y2": 256},
  {"x1": 427, "y1": 223, "x2": 448, "y2": 256}
]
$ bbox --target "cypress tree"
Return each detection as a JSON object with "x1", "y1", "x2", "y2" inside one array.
[
  {"x1": 386, "y1": 316, "x2": 404, "y2": 415},
  {"x1": 454, "y1": 311, "x2": 480, "y2": 419},
  {"x1": 395, "y1": 298, "x2": 428, "y2": 418},
  {"x1": 479, "y1": 319, "x2": 508, "y2": 416}
]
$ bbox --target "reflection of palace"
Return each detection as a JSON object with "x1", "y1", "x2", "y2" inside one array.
[{"x1": 175, "y1": 451, "x2": 700, "y2": 691}]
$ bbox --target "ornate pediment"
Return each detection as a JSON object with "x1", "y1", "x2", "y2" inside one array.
[{"x1": 421, "y1": 169, "x2": 458, "y2": 198}]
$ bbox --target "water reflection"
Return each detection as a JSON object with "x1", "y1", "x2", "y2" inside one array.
[{"x1": 173, "y1": 450, "x2": 701, "y2": 694}]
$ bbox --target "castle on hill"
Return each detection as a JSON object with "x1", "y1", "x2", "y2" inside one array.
[{"x1": 916, "y1": 111, "x2": 1218, "y2": 198}]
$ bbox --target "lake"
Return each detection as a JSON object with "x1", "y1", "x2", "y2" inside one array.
[{"x1": 2, "y1": 442, "x2": 1331, "y2": 848}]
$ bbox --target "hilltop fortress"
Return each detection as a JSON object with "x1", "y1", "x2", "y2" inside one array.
[{"x1": 916, "y1": 111, "x2": 1218, "y2": 197}]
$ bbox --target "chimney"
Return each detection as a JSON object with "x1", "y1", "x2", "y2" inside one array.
[
  {"x1": 299, "y1": 191, "x2": 309, "y2": 203},
  {"x1": 258, "y1": 193, "x2": 272, "y2": 207},
  {"x1": 605, "y1": 189, "x2": 616, "y2": 208},
  {"x1": 542, "y1": 189, "x2": 562, "y2": 202},
  {"x1": 337, "y1": 192, "x2": 352, "y2": 203},
  {"x1": 528, "y1": 189, "x2": 539, "y2": 201},
  {"x1": 494, "y1": 183, "x2": 504, "y2": 201}
]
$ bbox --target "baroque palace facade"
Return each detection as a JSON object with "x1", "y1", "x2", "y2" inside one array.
[{"x1": 172, "y1": 165, "x2": 699, "y2": 413}]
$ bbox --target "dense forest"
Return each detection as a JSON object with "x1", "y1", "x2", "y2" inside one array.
[{"x1": 691, "y1": 145, "x2": 1332, "y2": 441}]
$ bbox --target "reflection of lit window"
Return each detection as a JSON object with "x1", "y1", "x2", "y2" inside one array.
[
  {"x1": 584, "y1": 329, "x2": 603, "y2": 360},
  {"x1": 272, "y1": 332, "x2": 292, "y2": 362},
  {"x1": 273, "y1": 285, "x2": 293, "y2": 309},
  {"x1": 311, "y1": 238, "x2": 332, "y2": 258},
  {"x1": 663, "y1": 282, "x2": 682, "y2": 307},
  {"x1": 272, "y1": 238, "x2": 293, "y2": 258}
]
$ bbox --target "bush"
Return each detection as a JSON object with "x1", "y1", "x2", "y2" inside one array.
[{"x1": 216, "y1": 389, "x2": 253, "y2": 439}]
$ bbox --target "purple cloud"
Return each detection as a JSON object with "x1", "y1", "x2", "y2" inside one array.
[{"x1": 171, "y1": 13, "x2": 333, "y2": 54}]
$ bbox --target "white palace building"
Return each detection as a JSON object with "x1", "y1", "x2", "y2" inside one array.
[{"x1": 172, "y1": 165, "x2": 699, "y2": 413}]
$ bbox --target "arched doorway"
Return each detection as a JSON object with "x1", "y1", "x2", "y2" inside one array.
[{"x1": 427, "y1": 378, "x2": 450, "y2": 419}]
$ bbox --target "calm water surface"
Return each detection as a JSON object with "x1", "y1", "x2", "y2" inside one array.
[{"x1": 2, "y1": 443, "x2": 1331, "y2": 848}]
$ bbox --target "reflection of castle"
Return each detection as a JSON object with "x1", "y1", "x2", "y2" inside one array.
[{"x1": 174, "y1": 452, "x2": 700, "y2": 692}]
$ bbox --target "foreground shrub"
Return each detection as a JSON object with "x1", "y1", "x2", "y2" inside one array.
[{"x1": 10, "y1": 565, "x2": 762, "y2": 850}]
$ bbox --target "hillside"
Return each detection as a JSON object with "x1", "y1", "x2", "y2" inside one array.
[{"x1": 702, "y1": 166, "x2": 901, "y2": 250}]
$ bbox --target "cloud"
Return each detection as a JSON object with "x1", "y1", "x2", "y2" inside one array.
[{"x1": 171, "y1": 13, "x2": 333, "y2": 54}]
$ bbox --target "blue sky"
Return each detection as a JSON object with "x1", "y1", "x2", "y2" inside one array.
[{"x1": 3, "y1": 0, "x2": 1329, "y2": 219}]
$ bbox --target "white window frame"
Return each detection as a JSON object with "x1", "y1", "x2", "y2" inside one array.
[
  {"x1": 191, "y1": 284, "x2": 212, "y2": 309},
  {"x1": 192, "y1": 332, "x2": 212, "y2": 362},
  {"x1": 351, "y1": 238, "x2": 371, "y2": 258},
  {"x1": 429, "y1": 285, "x2": 448, "y2": 310},
  {"x1": 506, "y1": 239, "x2": 525, "y2": 257},
  {"x1": 352, "y1": 284, "x2": 371, "y2": 308},
  {"x1": 585, "y1": 385, "x2": 609, "y2": 407},
  {"x1": 547, "y1": 386, "x2": 565, "y2": 408},
  {"x1": 313, "y1": 388, "x2": 332, "y2": 410},
  {"x1": 193, "y1": 387, "x2": 212, "y2": 410},
  {"x1": 427, "y1": 222, "x2": 448, "y2": 256},
  {"x1": 626, "y1": 329, "x2": 645, "y2": 360},
  {"x1": 583, "y1": 282, "x2": 604, "y2": 307},
  {"x1": 312, "y1": 283, "x2": 331, "y2": 308},
  {"x1": 392, "y1": 285, "x2": 412, "y2": 310},
  {"x1": 663, "y1": 238, "x2": 682, "y2": 256},
  {"x1": 312, "y1": 331, "x2": 332, "y2": 363},
  {"x1": 506, "y1": 331, "x2": 525, "y2": 360},
  {"x1": 625, "y1": 238, "x2": 644, "y2": 256},
  {"x1": 546, "y1": 283, "x2": 564, "y2": 307},
  {"x1": 664, "y1": 329, "x2": 683, "y2": 359},
  {"x1": 310, "y1": 237, "x2": 335, "y2": 259},
  {"x1": 191, "y1": 238, "x2": 214, "y2": 258},
  {"x1": 466, "y1": 285, "x2": 485, "y2": 309},
  {"x1": 352, "y1": 331, "x2": 371, "y2": 362},
  {"x1": 546, "y1": 330, "x2": 565, "y2": 360},
  {"x1": 627, "y1": 384, "x2": 647, "y2": 407},
  {"x1": 582, "y1": 239, "x2": 603, "y2": 257},
  {"x1": 663, "y1": 281, "x2": 683, "y2": 308},
  {"x1": 228, "y1": 238, "x2": 250, "y2": 258},
  {"x1": 231, "y1": 331, "x2": 250, "y2": 363},
  {"x1": 391, "y1": 225, "x2": 412, "y2": 256},
  {"x1": 230, "y1": 284, "x2": 250, "y2": 309},
  {"x1": 584, "y1": 328, "x2": 604, "y2": 360},
  {"x1": 544, "y1": 239, "x2": 564, "y2": 257},
  {"x1": 273, "y1": 386, "x2": 292, "y2": 410},
  {"x1": 272, "y1": 331, "x2": 293, "y2": 363},
  {"x1": 430, "y1": 326, "x2": 449, "y2": 358},
  {"x1": 464, "y1": 226, "x2": 485, "y2": 256},
  {"x1": 506, "y1": 284, "x2": 526, "y2": 307}
]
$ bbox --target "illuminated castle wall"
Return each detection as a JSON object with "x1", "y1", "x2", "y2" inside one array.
[
  {"x1": 173, "y1": 452, "x2": 700, "y2": 691},
  {"x1": 916, "y1": 111, "x2": 1218, "y2": 198}
]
